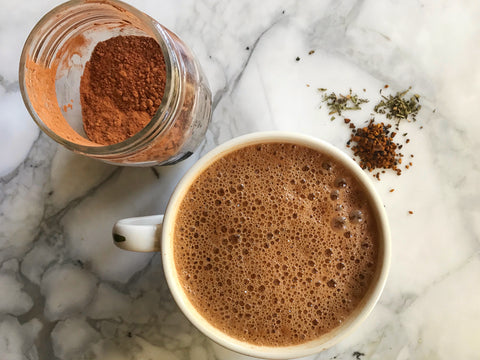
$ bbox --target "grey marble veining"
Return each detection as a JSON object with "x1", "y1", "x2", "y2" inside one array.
[{"x1": 1, "y1": 0, "x2": 479, "y2": 359}]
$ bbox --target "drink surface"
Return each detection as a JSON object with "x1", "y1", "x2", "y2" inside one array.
[{"x1": 174, "y1": 142, "x2": 379, "y2": 346}]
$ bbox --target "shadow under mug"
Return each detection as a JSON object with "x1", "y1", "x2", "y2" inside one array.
[{"x1": 112, "y1": 132, "x2": 391, "y2": 359}]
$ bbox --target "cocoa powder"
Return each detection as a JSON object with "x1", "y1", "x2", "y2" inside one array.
[{"x1": 80, "y1": 35, "x2": 166, "y2": 145}]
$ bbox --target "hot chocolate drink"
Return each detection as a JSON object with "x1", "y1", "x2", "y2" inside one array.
[{"x1": 173, "y1": 142, "x2": 379, "y2": 346}]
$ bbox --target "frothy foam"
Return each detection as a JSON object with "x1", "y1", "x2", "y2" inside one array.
[{"x1": 173, "y1": 143, "x2": 379, "y2": 346}]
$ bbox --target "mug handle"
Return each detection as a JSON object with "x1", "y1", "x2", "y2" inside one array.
[{"x1": 112, "y1": 215, "x2": 164, "y2": 252}]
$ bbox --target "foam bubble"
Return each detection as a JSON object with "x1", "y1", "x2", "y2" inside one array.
[{"x1": 349, "y1": 210, "x2": 363, "y2": 223}]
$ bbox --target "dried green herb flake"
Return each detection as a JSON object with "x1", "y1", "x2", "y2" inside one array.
[
  {"x1": 374, "y1": 87, "x2": 421, "y2": 122},
  {"x1": 321, "y1": 89, "x2": 369, "y2": 116}
]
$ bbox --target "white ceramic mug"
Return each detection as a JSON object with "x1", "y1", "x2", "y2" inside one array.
[{"x1": 113, "y1": 132, "x2": 391, "y2": 359}]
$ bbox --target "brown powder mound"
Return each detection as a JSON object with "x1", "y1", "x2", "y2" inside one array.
[{"x1": 80, "y1": 35, "x2": 167, "y2": 145}]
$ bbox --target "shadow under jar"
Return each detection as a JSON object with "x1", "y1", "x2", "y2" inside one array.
[{"x1": 19, "y1": 0, "x2": 212, "y2": 166}]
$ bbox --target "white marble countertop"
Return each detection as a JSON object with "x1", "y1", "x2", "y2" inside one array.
[{"x1": 1, "y1": 0, "x2": 480, "y2": 359}]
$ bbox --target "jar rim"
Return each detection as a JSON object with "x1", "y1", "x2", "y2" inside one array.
[{"x1": 19, "y1": 0, "x2": 179, "y2": 156}]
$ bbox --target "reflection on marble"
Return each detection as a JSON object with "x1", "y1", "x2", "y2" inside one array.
[{"x1": 1, "y1": 0, "x2": 479, "y2": 359}]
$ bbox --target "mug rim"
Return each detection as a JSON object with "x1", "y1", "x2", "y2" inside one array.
[{"x1": 162, "y1": 131, "x2": 391, "y2": 359}]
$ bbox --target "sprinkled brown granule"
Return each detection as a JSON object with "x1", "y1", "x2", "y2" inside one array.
[{"x1": 347, "y1": 119, "x2": 403, "y2": 177}]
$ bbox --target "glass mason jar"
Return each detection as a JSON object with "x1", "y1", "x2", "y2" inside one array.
[{"x1": 19, "y1": 0, "x2": 211, "y2": 166}]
